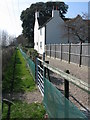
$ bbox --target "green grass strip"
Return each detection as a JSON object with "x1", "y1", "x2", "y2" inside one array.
[
  {"x1": 3, "y1": 49, "x2": 36, "y2": 93},
  {"x1": 2, "y1": 101, "x2": 46, "y2": 119}
]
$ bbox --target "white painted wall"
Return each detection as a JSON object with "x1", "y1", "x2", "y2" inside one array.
[
  {"x1": 38, "y1": 27, "x2": 45, "y2": 54},
  {"x1": 34, "y1": 13, "x2": 39, "y2": 51}
]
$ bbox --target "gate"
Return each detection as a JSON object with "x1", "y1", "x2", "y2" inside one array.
[
  {"x1": 36, "y1": 58, "x2": 44, "y2": 96},
  {"x1": 36, "y1": 57, "x2": 90, "y2": 119}
]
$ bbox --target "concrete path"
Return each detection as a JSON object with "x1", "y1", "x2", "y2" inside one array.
[{"x1": 46, "y1": 56, "x2": 88, "y2": 83}]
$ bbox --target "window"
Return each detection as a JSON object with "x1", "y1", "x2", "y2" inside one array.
[
  {"x1": 37, "y1": 42, "x2": 38, "y2": 45},
  {"x1": 40, "y1": 28, "x2": 42, "y2": 35},
  {"x1": 40, "y1": 42, "x2": 42, "y2": 48}
]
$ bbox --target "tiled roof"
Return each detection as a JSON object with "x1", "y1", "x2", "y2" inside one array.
[{"x1": 38, "y1": 14, "x2": 90, "y2": 29}]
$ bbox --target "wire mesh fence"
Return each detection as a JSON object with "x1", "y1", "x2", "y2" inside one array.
[
  {"x1": 19, "y1": 48, "x2": 35, "y2": 81},
  {"x1": 43, "y1": 77, "x2": 88, "y2": 119}
]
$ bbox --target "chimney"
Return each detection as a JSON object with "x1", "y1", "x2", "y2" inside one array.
[
  {"x1": 35, "y1": 11, "x2": 39, "y2": 20},
  {"x1": 52, "y1": 7, "x2": 59, "y2": 18}
]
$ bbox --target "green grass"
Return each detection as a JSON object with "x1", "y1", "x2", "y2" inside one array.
[
  {"x1": 3, "y1": 49, "x2": 36, "y2": 93},
  {"x1": 2, "y1": 49, "x2": 46, "y2": 119},
  {"x1": 2, "y1": 51, "x2": 16, "y2": 93},
  {"x1": 2, "y1": 101, "x2": 46, "y2": 119}
]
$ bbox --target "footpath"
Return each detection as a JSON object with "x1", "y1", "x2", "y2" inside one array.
[
  {"x1": 45, "y1": 56, "x2": 90, "y2": 117},
  {"x1": 46, "y1": 56, "x2": 88, "y2": 83}
]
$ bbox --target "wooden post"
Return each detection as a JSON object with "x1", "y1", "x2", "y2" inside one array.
[
  {"x1": 55, "y1": 44, "x2": 56, "y2": 58},
  {"x1": 43, "y1": 52, "x2": 45, "y2": 61},
  {"x1": 36, "y1": 58, "x2": 38, "y2": 84},
  {"x1": 50, "y1": 44, "x2": 51, "y2": 57},
  {"x1": 68, "y1": 43, "x2": 71, "y2": 64},
  {"x1": 64, "y1": 70, "x2": 70, "y2": 99},
  {"x1": 64, "y1": 70, "x2": 70, "y2": 118},
  {"x1": 43, "y1": 52, "x2": 46, "y2": 80},
  {"x1": 44, "y1": 65, "x2": 46, "y2": 79},
  {"x1": 45, "y1": 61, "x2": 51, "y2": 82},
  {"x1": 61, "y1": 43, "x2": 62, "y2": 60},
  {"x1": 79, "y1": 42, "x2": 82, "y2": 67}
]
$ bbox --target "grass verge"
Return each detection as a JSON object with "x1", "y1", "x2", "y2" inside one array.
[
  {"x1": 2, "y1": 49, "x2": 46, "y2": 119},
  {"x1": 3, "y1": 49, "x2": 36, "y2": 93},
  {"x1": 2, "y1": 100, "x2": 46, "y2": 119}
]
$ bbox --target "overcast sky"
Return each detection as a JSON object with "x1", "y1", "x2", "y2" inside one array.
[{"x1": 0, "y1": 0, "x2": 89, "y2": 37}]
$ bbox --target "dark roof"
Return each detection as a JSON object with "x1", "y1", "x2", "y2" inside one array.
[
  {"x1": 38, "y1": 14, "x2": 89, "y2": 29},
  {"x1": 38, "y1": 17, "x2": 71, "y2": 29},
  {"x1": 38, "y1": 17, "x2": 53, "y2": 29}
]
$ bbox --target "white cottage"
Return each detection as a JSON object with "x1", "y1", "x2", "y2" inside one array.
[
  {"x1": 34, "y1": 9, "x2": 88, "y2": 55},
  {"x1": 34, "y1": 9, "x2": 68, "y2": 55}
]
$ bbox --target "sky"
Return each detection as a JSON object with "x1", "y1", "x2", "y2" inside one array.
[{"x1": 0, "y1": 0, "x2": 89, "y2": 37}]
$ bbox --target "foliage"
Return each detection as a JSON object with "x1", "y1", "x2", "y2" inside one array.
[
  {"x1": 2, "y1": 101, "x2": 46, "y2": 119},
  {"x1": 2, "y1": 49, "x2": 36, "y2": 93},
  {"x1": 0, "y1": 30, "x2": 15, "y2": 47},
  {"x1": 22, "y1": 47, "x2": 39, "y2": 63},
  {"x1": 27, "y1": 48, "x2": 39, "y2": 63},
  {"x1": 17, "y1": 34, "x2": 28, "y2": 46},
  {"x1": 20, "y1": 2, "x2": 68, "y2": 45},
  {"x1": 2, "y1": 46, "x2": 15, "y2": 72},
  {"x1": 65, "y1": 15, "x2": 88, "y2": 43}
]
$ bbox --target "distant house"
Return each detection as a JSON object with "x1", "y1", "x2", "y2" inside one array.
[{"x1": 34, "y1": 9, "x2": 88, "y2": 54}]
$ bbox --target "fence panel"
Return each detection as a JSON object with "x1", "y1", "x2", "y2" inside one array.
[
  {"x1": 82, "y1": 43, "x2": 88, "y2": 66},
  {"x1": 62, "y1": 44, "x2": 69, "y2": 61},
  {"x1": 45, "y1": 43, "x2": 90, "y2": 66},
  {"x1": 70, "y1": 44, "x2": 80, "y2": 64},
  {"x1": 56, "y1": 44, "x2": 61, "y2": 59},
  {"x1": 45, "y1": 44, "x2": 50, "y2": 56},
  {"x1": 51, "y1": 44, "x2": 55, "y2": 58}
]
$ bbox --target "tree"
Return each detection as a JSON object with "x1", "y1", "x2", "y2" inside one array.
[
  {"x1": 17, "y1": 34, "x2": 28, "y2": 46},
  {"x1": 2, "y1": 31, "x2": 8, "y2": 47},
  {"x1": 20, "y1": 2, "x2": 68, "y2": 46},
  {"x1": 65, "y1": 15, "x2": 88, "y2": 43},
  {"x1": 82, "y1": 12, "x2": 88, "y2": 20}
]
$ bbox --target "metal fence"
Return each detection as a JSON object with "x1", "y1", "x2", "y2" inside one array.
[
  {"x1": 36, "y1": 58, "x2": 89, "y2": 119},
  {"x1": 20, "y1": 48, "x2": 35, "y2": 81},
  {"x1": 45, "y1": 43, "x2": 90, "y2": 66}
]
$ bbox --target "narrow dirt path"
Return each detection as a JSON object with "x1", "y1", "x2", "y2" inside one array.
[{"x1": 3, "y1": 87, "x2": 43, "y2": 104}]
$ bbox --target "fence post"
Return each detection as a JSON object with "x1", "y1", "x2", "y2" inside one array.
[
  {"x1": 64, "y1": 70, "x2": 70, "y2": 99},
  {"x1": 50, "y1": 44, "x2": 51, "y2": 57},
  {"x1": 79, "y1": 42, "x2": 82, "y2": 67},
  {"x1": 45, "y1": 61, "x2": 51, "y2": 82},
  {"x1": 61, "y1": 43, "x2": 62, "y2": 60},
  {"x1": 68, "y1": 43, "x2": 71, "y2": 64},
  {"x1": 55, "y1": 44, "x2": 56, "y2": 58},
  {"x1": 36, "y1": 58, "x2": 38, "y2": 84},
  {"x1": 43, "y1": 52, "x2": 45, "y2": 61},
  {"x1": 64, "y1": 70, "x2": 70, "y2": 118},
  {"x1": 44, "y1": 45, "x2": 47, "y2": 56},
  {"x1": 43, "y1": 52, "x2": 46, "y2": 79}
]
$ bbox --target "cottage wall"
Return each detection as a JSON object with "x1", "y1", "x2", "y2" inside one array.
[
  {"x1": 46, "y1": 14, "x2": 68, "y2": 44},
  {"x1": 38, "y1": 27, "x2": 45, "y2": 54},
  {"x1": 34, "y1": 15, "x2": 39, "y2": 51}
]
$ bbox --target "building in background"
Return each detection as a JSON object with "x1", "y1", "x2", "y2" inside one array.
[{"x1": 34, "y1": 9, "x2": 88, "y2": 55}]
